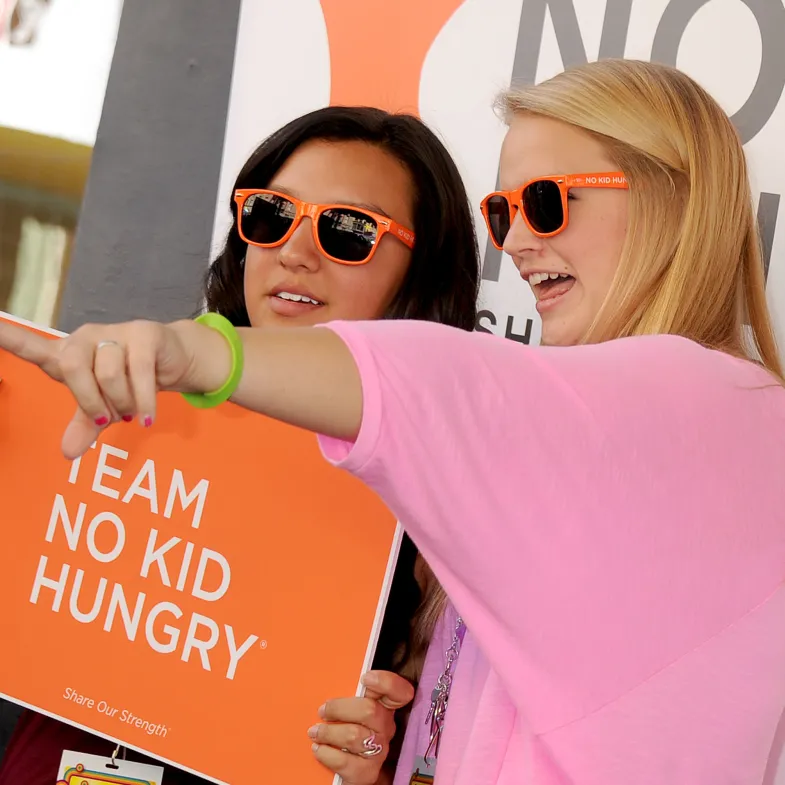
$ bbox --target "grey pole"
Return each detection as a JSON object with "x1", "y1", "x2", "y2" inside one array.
[{"x1": 58, "y1": 0, "x2": 242, "y2": 331}]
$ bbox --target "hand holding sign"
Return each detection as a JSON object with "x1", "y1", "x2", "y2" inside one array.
[
  {"x1": 311, "y1": 670, "x2": 415, "y2": 785},
  {"x1": 0, "y1": 310, "x2": 399, "y2": 785},
  {"x1": 0, "y1": 318, "x2": 230, "y2": 459}
]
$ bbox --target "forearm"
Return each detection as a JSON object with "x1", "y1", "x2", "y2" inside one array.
[{"x1": 172, "y1": 320, "x2": 363, "y2": 439}]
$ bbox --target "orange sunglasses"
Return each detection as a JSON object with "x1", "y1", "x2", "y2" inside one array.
[
  {"x1": 234, "y1": 189, "x2": 415, "y2": 265},
  {"x1": 481, "y1": 171, "x2": 629, "y2": 247}
]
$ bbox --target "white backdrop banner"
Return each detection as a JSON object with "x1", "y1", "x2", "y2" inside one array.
[{"x1": 212, "y1": 0, "x2": 785, "y2": 348}]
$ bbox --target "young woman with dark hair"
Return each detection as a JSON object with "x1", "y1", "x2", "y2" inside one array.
[{"x1": 0, "y1": 105, "x2": 479, "y2": 785}]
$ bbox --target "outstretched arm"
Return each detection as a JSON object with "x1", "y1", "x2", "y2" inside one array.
[
  {"x1": 4, "y1": 309, "x2": 763, "y2": 759},
  {"x1": 0, "y1": 316, "x2": 363, "y2": 459}
]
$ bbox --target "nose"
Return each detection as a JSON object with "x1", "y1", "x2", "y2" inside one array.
[
  {"x1": 502, "y1": 210, "x2": 546, "y2": 274},
  {"x1": 277, "y1": 218, "x2": 321, "y2": 272}
]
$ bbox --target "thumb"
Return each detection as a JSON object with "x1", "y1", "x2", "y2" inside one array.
[
  {"x1": 61, "y1": 407, "x2": 101, "y2": 460},
  {"x1": 364, "y1": 689, "x2": 412, "y2": 710},
  {"x1": 362, "y1": 671, "x2": 416, "y2": 710}
]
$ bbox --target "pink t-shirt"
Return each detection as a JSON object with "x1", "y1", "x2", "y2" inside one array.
[{"x1": 319, "y1": 319, "x2": 785, "y2": 785}]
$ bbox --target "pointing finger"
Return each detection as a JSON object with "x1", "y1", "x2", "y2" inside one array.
[{"x1": 0, "y1": 321, "x2": 60, "y2": 377}]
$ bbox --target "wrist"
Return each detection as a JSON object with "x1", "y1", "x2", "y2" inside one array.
[{"x1": 169, "y1": 318, "x2": 234, "y2": 395}]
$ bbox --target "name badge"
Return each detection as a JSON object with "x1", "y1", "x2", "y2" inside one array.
[
  {"x1": 57, "y1": 749, "x2": 164, "y2": 785},
  {"x1": 409, "y1": 754, "x2": 436, "y2": 785}
]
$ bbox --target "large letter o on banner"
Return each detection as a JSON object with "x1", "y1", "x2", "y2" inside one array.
[{"x1": 651, "y1": 0, "x2": 785, "y2": 144}]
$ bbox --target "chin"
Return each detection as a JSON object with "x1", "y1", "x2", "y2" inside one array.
[{"x1": 539, "y1": 323, "x2": 581, "y2": 348}]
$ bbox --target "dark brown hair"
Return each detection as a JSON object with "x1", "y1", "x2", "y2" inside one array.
[{"x1": 204, "y1": 105, "x2": 479, "y2": 331}]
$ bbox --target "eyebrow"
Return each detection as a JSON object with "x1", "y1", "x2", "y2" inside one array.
[{"x1": 266, "y1": 184, "x2": 393, "y2": 219}]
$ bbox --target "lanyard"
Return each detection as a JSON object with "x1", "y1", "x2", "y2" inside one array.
[{"x1": 424, "y1": 615, "x2": 466, "y2": 762}]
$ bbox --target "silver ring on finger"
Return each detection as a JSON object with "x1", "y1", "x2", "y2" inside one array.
[
  {"x1": 96, "y1": 340, "x2": 120, "y2": 351},
  {"x1": 360, "y1": 734, "x2": 383, "y2": 758}
]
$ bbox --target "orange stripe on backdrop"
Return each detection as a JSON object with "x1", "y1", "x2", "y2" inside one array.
[{"x1": 320, "y1": 0, "x2": 466, "y2": 114}]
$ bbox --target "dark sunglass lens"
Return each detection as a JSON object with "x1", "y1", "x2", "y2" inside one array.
[
  {"x1": 486, "y1": 195, "x2": 511, "y2": 247},
  {"x1": 241, "y1": 193, "x2": 295, "y2": 245},
  {"x1": 318, "y1": 209, "x2": 378, "y2": 262},
  {"x1": 522, "y1": 180, "x2": 564, "y2": 234}
]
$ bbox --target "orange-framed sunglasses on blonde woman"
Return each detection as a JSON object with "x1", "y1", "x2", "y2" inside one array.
[{"x1": 481, "y1": 171, "x2": 628, "y2": 244}]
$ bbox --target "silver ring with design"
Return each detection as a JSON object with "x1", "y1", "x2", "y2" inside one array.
[{"x1": 360, "y1": 734, "x2": 383, "y2": 758}]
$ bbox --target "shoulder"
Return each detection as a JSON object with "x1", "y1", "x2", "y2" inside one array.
[
  {"x1": 530, "y1": 334, "x2": 775, "y2": 396},
  {"x1": 321, "y1": 319, "x2": 778, "y2": 408}
]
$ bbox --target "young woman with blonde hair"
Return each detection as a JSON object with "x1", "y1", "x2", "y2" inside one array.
[{"x1": 4, "y1": 59, "x2": 785, "y2": 785}]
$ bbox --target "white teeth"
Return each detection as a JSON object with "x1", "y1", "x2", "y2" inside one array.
[
  {"x1": 276, "y1": 291, "x2": 322, "y2": 305},
  {"x1": 527, "y1": 272, "x2": 571, "y2": 286}
]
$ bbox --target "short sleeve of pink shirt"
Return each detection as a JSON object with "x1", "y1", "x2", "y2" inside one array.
[{"x1": 318, "y1": 319, "x2": 785, "y2": 783}]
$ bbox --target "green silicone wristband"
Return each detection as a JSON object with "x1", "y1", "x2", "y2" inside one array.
[{"x1": 181, "y1": 312, "x2": 244, "y2": 409}]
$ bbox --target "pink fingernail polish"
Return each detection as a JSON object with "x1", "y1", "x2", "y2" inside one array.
[
  {"x1": 142, "y1": 416, "x2": 153, "y2": 428},
  {"x1": 95, "y1": 416, "x2": 109, "y2": 427},
  {"x1": 122, "y1": 415, "x2": 134, "y2": 423},
  {"x1": 307, "y1": 725, "x2": 319, "y2": 739},
  {"x1": 311, "y1": 744, "x2": 319, "y2": 753},
  {"x1": 317, "y1": 703, "x2": 326, "y2": 718}
]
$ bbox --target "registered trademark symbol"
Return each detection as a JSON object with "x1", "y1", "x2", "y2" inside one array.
[{"x1": 260, "y1": 640, "x2": 268, "y2": 649}]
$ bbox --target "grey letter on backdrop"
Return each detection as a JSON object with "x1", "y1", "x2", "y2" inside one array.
[
  {"x1": 652, "y1": 0, "x2": 784, "y2": 280},
  {"x1": 758, "y1": 192, "x2": 780, "y2": 282},
  {"x1": 652, "y1": 0, "x2": 785, "y2": 145}
]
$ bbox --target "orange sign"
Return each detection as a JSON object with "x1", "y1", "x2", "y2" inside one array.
[{"x1": 0, "y1": 313, "x2": 399, "y2": 784}]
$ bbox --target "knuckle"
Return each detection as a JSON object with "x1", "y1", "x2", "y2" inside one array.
[
  {"x1": 129, "y1": 319, "x2": 151, "y2": 337},
  {"x1": 72, "y1": 323, "x2": 97, "y2": 339},
  {"x1": 361, "y1": 701, "x2": 378, "y2": 726},
  {"x1": 348, "y1": 725, "x2": 364, "y2": 746},
  {"x1": 129, "y1": 319, "x2": 161, "y2": 346},
  {"x1": 386, "y1": 717, "x2": 397, "y2": 739},
  {"x1": 94, "y1": 362, "x2": 120, "y2": 385},
  {"x1": 57, "y1": 346, "x2": 83, "y2": 376}
]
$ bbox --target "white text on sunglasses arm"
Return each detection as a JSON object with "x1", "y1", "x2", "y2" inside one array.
[{"x1": 0, "y1": 318, "x2": 363, "y2": 460}]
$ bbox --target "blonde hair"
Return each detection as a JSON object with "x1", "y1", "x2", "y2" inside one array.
[
  {"x1": 399, "y1": 58, "x2": 783, "y2": 694},
  {"x1": 498, "y1": 58, "x2": 781, "y2": 377}
]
